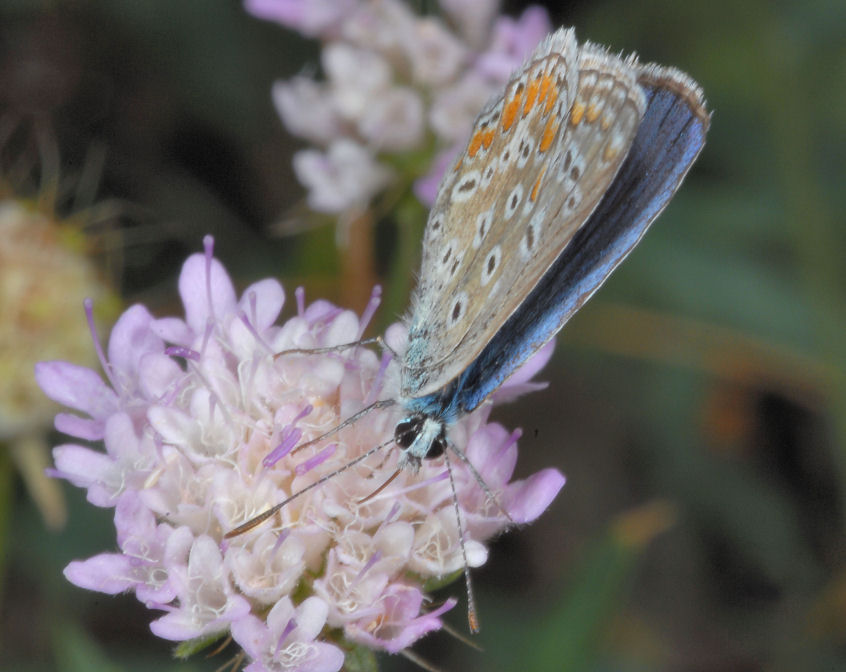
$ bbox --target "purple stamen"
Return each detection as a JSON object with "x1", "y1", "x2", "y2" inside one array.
[
  {"x1": 295, "y1": 287, "x2": 305, "y2": 317},
  {"x1": 264, "y1": 427, "x2": 303, "y2": 468},
  {"x1": 238, "y1": 309, "x2": 272, "y2": 354},
  {"x1": 200, "y1": 318, "x2": 214, "y2": 357},
  {"x1": 84, "y1": 298, "x2": 118, "y2": 391},
  {"x1": 247, "y1": 289, "x2": 258, "y2": 327},
  {"x1": 385, "y1": 501, "x2": 402, "y2": 523},
  {"x1": 354, "y1": 550, "x2": 382, "y2": 584},
  {"x1": 160, "y1": 375, "x2": 189, "y2": 406},
  {"x1": 386, "y1": 470, "x2": 449, "y2": 500},
  {"x1": 292, "y1": 404, "x2": 313, "y2": 423},
  {"x1": 365, "y1": 350, "x2": 392, "y2": 404},
  {"x1": 495, "y1": 428, "x2": 522, "y2": 461},
  {"x1": 374, "y1": 501, "x2": 403, "y2": 535},
  {"x1": 272, "y1": 529, "x2": 291, "y2": 553},
  {"x1": 263, "y1": 405, "x2": 313, "y2": 467},
  {"x1": 357, "y1": 285, "x2": 382, "y2": 339},
  {"x1": 295, "y1": 443, "x2": 337, "y2": 475},
  {"x1": 275, "y1": 617, "x2": 298, "y2": 654},
  {"x1": 164, "y1": 346, "x2": 201, "y2": 362},
  {"x1": 203, "y1": 235, "x2": 216, "y2": 323}
]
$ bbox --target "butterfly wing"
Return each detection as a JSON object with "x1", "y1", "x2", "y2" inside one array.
[
  {"x1": 444, "y1": 64, "x2": 710, "y2": 414},
  {"x1": 403, "y1": 29, "x2": 646, "y2": 399}
]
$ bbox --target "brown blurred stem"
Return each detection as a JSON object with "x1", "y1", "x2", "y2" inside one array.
[{"x1": 339, "y1": 209, "x2": 378, "y2": 314}]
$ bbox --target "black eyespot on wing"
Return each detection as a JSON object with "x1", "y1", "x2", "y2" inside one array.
[{"x1": 452, "y1": 300, "x2": 462, "y2": 322}]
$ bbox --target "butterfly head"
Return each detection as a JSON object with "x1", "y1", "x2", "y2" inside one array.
[{"x1": 394, "y1": 412, "x2": 447, "y2": 473}]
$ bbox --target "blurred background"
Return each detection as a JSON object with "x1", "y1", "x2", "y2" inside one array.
[{"x1": 1, "y1": 0, "x2": 844, "y2": 670}]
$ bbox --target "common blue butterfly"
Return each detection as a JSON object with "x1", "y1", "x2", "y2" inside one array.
[
  {"x1": 227, "y1": 27, "x2": 709, "y2": 589},
  {"x1": 393, "y1": 27, "x2": 709, "y2": 470}
]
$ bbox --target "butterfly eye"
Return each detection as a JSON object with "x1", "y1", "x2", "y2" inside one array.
[
  {"x1": 394, "y1": 416, "x2": 423, "y2": 449},
  {"x1": 425, "y1": 435, "x2": 446, "y2": 459}
]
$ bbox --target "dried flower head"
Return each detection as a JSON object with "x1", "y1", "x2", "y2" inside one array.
[
  {"x1": 37, "y1": 238, "x2": 564, "y2": 670},
  {"x1": 1, "y1": 199, "x2": 117, "y2": 528}
]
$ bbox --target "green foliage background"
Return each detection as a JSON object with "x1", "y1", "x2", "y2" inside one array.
[{"x1": 1, "y1": 1, "x2": 844, "y2": 670}]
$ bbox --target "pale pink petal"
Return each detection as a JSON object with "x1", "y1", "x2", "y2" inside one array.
[
  {"x1": 35, "y1": 361, "x2": 118, "y2": 419},
  {"x1": 150, "y1": 316, "x2": 193, "y2": 345},
  {"x1": 107, "y1": 304, "x2": 161, "y2": 379},
  {"x1": 245, "y1": 0, "x2": 355, "y2": 37},
  {"x1": 239, "y1": 278, "x2": 285, "y2": 331},
  {"x1": 493, "y1": 338, "x2": 555, "y2": 403},
  {"x1": 347, "y1": 586, "x2": 455, "y2": 653},
  {"x1": 64, "y1": 554, "x2": 137, "y2": 594},
  {"x1": 54, "y1": 412, "x2": 104, "y2": 441},
  {"x1": 506, "y1": 468, "x2": 566, "y2": 523},
  {"x1": 293, "y1": 141, "x2": 392, "y2": 213},
  {"x1": 138, "y1": 352, "x2": 184, "y2": 400},
  {"x1": 438, "y1": 0, "x2": 500, "y2": 48},
  {"x1": 52, "y1": 443, "x2": 111, "y2": 489},
  {"x1": 357, "y1": 87, "x2": 424, "y2": 151},
  {"x1": 405, "y1": 18, "x2": 468, "y2": 86},
  {"x1": 273, "y1": 77, "x2": 341, "y2": 143},
  {"x1": 178, "y1": 253, "x2": 238, "y2": 335}
]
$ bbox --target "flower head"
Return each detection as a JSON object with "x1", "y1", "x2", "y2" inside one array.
[
  {"x1": 38, "y1": 238, "x2": 564, "y2": 669},
  {"x1": 252, "y1": 0, "x2": 552, "y2": 216}
]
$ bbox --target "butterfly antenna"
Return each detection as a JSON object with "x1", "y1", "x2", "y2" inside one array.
[
  {"x1": 213, "y1": 650, "x2": 244, "y2": 672},
  {"x1": 448, "y1": 440, "x2": 514, "y2": 525},
  {"x1": 288, "y1": 399, "x2": 396, "y2": 456},
  {"x1": 357, "y1": 467, "x2": 402, "y2": 504},
  {"x1": 225, "y1": 436, "x2": 395, "y2": 538},
  {"x1": 273, "y1": 334, "x2": 403, "y2": 359},
  {"x1": 440, "y1": 619, "x2": 484, "y2": 651},
  {"x1": 443, "y1": 448, "x2": 480, "y2": 634},
  {"x1": 273, "y1": 336, "x2": 382, "y2": 358},
  {"x1": 400, "y1": 647, "x2": 445, "y2": 672}
]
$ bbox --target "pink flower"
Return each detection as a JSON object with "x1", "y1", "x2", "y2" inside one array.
[
  {"x1": 233, "y1": 597, "x2": 344, "y2": 672},
  {"x1": 475, "y1": 6, "x2": 553, "y2": 80},
  {"x1": 293, "y1": 140, "x2": 393, "y2": 213},
  {"x1": 37, "y1": 238, "x2": 564, "y2": 668},
  {"x1": 244, "y1": 0, "x2": 355, "y2": 37},
  {"x1": 254, "y1": 1, "x2": 552, "y2": 215}
]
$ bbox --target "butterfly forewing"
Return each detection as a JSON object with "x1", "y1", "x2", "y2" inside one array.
[
  {"x1": 447, "y1": 64, "x2": 710, "y2": 414},
  {"x1": 403, "y1": 36, "x2": 646, "y2": 399}
]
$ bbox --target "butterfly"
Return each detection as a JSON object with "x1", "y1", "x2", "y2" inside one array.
[
  {"x1": 226, "y1": 29, "x2": 709, "y2": 614},
  {"x1": 393, "y1": 27, "x2": 709, "y2": 470}
]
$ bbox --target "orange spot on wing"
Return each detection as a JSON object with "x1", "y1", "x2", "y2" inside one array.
[
  {"x1": 539, "y1": 118, "x2": 558, "y2": 153},
  {"x1": 523, "y1": 77, "x2": 540, "y2": 116},
  {"x1": 467, "y1": 131, "x2": 483, "y2": 158},
  {"x1": 570, "y1": 101, "x2": 585, "y2": 125},
  {"x1": 481, "y1": 128, "x2": 495, "y2": 149},
  {"x1": 530, "y1": 166, "x2": 547, "y2": 201},
  {"x1": 502, "y1": 92, "x2": 522, "y2": 131}
]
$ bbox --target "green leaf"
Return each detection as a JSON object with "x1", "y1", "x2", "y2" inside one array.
[
  {"x1": 173, "y1": 631, "x2": 229, "y2": 660},
  {"x1": 343, "y1": 641, "x2": 380, "y2": 672}
]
